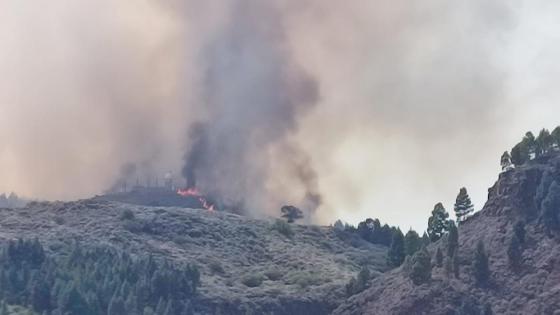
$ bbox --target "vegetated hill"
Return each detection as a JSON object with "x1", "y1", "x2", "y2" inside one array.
[
  {"x1": 0, "y1": 199, "x2": 388, "y2": 314},
  {"x1": 334, "y1": 153, "x2": 560, "y2": 315}
]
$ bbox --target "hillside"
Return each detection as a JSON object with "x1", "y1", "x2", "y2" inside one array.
[
  {"x1": 334, "y1": 153, "x2": 560, "y2": 315},
  {"x1": 0, "y1": 199, "x2": 388, "y2": 314}
]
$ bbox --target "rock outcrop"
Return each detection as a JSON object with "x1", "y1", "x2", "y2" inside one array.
[{"x1": 334, "y1": 154, "x2": 560, "y2": 315}]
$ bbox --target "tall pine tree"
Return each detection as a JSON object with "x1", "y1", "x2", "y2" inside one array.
[
  {"x1": 387, "y1": 229, "x2": 405, "y2": 268},
  {"x1": 404, "y1": 230, "x2": 421, "y2": 256},
  {"x1": 427, "y1": 203, "x2": 450, "y2": 242},
  {"x1": 454, "y1": 188, "x2": 474, "y2": 223}
]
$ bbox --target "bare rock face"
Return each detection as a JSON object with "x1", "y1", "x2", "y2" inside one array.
[{"x1": 334, "y1": 154, "x2": 560, "y2": 315}]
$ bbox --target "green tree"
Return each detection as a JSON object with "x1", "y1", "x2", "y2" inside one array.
[
  {"x1": 454, "y1": 188, "x2": 474, "y2": 224},
  {"x1": 427, "y1": 203, "x2": 450, "y2": 242},
  {"x1": 280, "y1": 206, "x2": 304, "y2": 223},
  {"x1": 536, "y1": 129, "x2": 553, "y2": 157},
  {"x1": 523, "y1": 131, "x2": 537, "y2": 157},
  {"x1": 447, "y1": 221, "x2": 459, "y2": 258},
  {"x1": 344, "y1": 266, "x2": 371, "y2": 296},
  {"x1": 387, "y1": 229, "x2": 405, "y2": 268},
  {"x1": 421, "y1": 232, "x2": 430, "y2": 246},
  {"x1": 552, "y1": 126, "x2": 560, "y2": 149},
  {"x1": 473, "y1": 240, "x2": 490, "y2": 286},
  {"x1": 408, "y1": 247, "x2": 432, "y2": 285},
  {"x1": 501, "y1": 151, "x2": 513, "y2": 171},
  {"x1": 404, "y1": 230, "x2": 421, "y2": 256},
  {"x1": 435, "y1": 247, "x2": 443, "y2": 268},
  {"x1": 511, "y1": 142, "x2": 529, "y2": 166}
]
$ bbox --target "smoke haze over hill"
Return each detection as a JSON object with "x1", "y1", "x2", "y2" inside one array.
[{"x1": 1, "y1": 0, "x2": 560, "y2": 230}]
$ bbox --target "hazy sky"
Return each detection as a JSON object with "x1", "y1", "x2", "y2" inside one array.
[{"x1": 1, "y1": 0, "x2": 560, "y2": 231}]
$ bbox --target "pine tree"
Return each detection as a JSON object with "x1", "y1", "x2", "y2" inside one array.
[
  {"x1": 473, "y1": 240, "x2": 490, "y2": 286},
  {"x1": 552, "y1": 126, "x2": 560, "y2": 149},
  {"x1": 454, "y1": 188, "x2": 474, "y2": 223},
  {"x1": 404, "y1": 230, "x2": 421, "y2": 256},
  {"x1": 536, "y1": 129, "x2": 553, "y2": 157},
  {"x1": 511, "y1": 142, "x2": 529, "y2": 166},
  {"x1": 482, "y1": 303, "x2": 493, "y2": 315},
  {"x1": 387, "y1": 229, "x2": 405, "y2": 268},
  {"x1": 523, "y1": 131, "x2": 537, "y2": 157},
  {"x1": 435, "y1": 247, "x2": 443, "y2": 268},
  {"x1": 447, "y1": 221, "x2": 459, "y2": 258},
  {"x1": 427, "y1": 203, "x2": 450, "y2": 242},
  {"x1": 408, "y1": 247, "x2": 432, "y2": 285},
  {"x1": 501, "y1": 151, "x2": 513, "y2": 171},
  {"x1": 421, "y1": 232, "x2": 430, "y2": 247}
]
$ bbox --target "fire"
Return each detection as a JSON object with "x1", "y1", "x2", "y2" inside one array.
[{"x1": 177, "y1": 187, "x2": 215, "y2": 211}]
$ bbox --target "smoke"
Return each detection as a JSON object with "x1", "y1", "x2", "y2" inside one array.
[
  {"x1": 2, "y1": 0, "x2": 560, "y2": 229},
  {"x1": 181, "y1": 1, "x2": 321, "y2": 217}
]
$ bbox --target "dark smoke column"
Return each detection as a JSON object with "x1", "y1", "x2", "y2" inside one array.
[{"x1": 182, "y1": 0, "x2": 322, "y2": 217}]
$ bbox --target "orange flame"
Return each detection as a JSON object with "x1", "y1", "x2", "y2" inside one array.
[{"x1": 177, "y1": 187, "x2": 215, "y2": 211}]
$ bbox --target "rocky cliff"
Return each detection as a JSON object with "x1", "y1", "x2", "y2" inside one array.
[{"x1": 334, "y1": 154, "x2": 560, "y2": 315}]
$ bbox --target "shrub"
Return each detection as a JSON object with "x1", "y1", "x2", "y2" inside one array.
[
  {"x1": 209, "y1": 260, "x2": 225, "y2": 275},
  {"x1": 53, "y1": 216, "x2": 65, "y2": 225},
  {"x1": 264, "y1": 269, "x2": 283, "y2": 281},
  {"x1": 345, "y1": 267, "x2": 371, "y2": 296},
  {"x1": 242, "y1": 274, "x2": 264, "y2": 288},
  {"x1": 272, "y1": 219, "x2": 294, "y2": 238},
  {"x1": 473, "y1": 240, "x2": 490, "y2": 286},
  {"x1": 409, "y1": 247, "x2": 431, "y2": 285},
  {"x1": 120, "y1": 209, "x2": 135, "y2": 220}
]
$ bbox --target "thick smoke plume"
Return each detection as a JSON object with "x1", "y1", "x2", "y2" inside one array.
[
  {"x1": 182, "y1": 1, "x2": 321, "y2": 217},
  {"x1": 3, "y1": 0, "x2": 560, "y2": 229}
]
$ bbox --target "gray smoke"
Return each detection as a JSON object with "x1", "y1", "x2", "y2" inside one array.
[{"x1": 182, "y1": 1, "x2": 321, "y2": 216}]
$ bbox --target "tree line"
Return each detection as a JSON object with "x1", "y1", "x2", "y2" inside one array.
[
  {"x1": 0, "y1": 239, "x2": 200, "y2": 315},
  {"x1": 503, "y1": 127, "x2": 560, "y2": 168}
]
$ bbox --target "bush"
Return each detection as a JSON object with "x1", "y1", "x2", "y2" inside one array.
[
  {"x1": 242, "y1": 274, "x2": 264, "y2": 288},
  {"x1": 120, "y1": 209, "x2": 135, "y2": 220},
  {"x1": 473, "y1": 240, "x2": 490, "y2": 286},
  {"x1": 409, "y1": 247, "x2": 431, "y2": 285},
  {"x1": 209, "y1": 260, "x2": 225, "y2": 275},
  {"x1": 345, "y1": 267, "x2": 371, "y2": 296},
  {"x1": 272, "y1": 219, "x2": 294, "y2": 238},
  {"x1": 53, "y1": 216, "x2": 65, "y2": 225},
  {"x1": 264, "y1": 269, "x2": 284, "y2": 281}
]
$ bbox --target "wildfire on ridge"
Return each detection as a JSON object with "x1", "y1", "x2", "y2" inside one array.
[{"x1": 177, "y1": 187, "x2": 215, "y2": 211}]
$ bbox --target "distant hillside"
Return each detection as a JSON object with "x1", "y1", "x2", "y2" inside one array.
[
  {"x1": 334, "y1": 153, "x2": 560, "y2": 315},
  {"x1": 0, "y1": 199, "x2": 388, "y2": 314}
]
